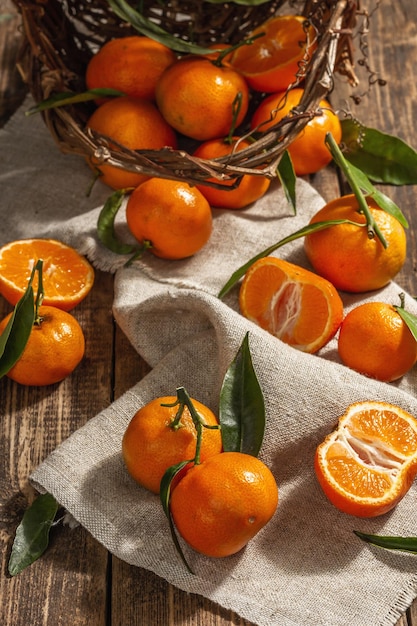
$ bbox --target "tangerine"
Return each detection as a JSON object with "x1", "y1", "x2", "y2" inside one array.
[
  {"x1": 155, "y1": 56, "x2": 249, "y2": 141},
  {"x1": 231, "y1": 15, "x2": 317, "y2": 93},
  {"x1": 239, "y1": 256, "x2": 344, "y2": 354},
  {"x1": 193, "y1": 137, "x2": 271, "y2": 209},
  {"x1": 125, "y1": 177, "x2": 213, "y2": 260},
  {"x1": 337, "y1": 302, "x2": 417, "y2": 382},
  {"x1": 0, "y1": 238, "x2": 94, "y2": 311},
  {"x1": 304, "y1": 194, "x2": 407, "y2": 292},
  {"x1": 85, "y1": 35, "x2": 176, "y2": 102},
  {"x1": 315, "y1": 401, "x2": 417, "y2": 517},
  {"x1": 251, "y1": 88, "x2": 341, "y2": 176},
  {"x1": 170, "y1": 451, "x2": 278, "y2": 557},
  {"x1": 0, "y1": 305, "x2": 85, "y2": 386},
  {"x1": 122, "y1": 395, "x2": 222, "y2": 494},
  {"x1": 86, "y1": 96, "x2": 178, "y2": 189}
]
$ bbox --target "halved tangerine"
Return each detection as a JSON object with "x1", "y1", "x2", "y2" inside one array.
[
  {"x1": 230, "y1": 14, "x2": 317, "y2": 93},
  {"x1": 315, "y1": 401, "x2": 417, "y2": 517},
  {"x1": 0, "y1": 238, "x2": 94, "y2": 311},
  {"x1": 239, "y1": 256, "x2": 343, "y2": 354}
]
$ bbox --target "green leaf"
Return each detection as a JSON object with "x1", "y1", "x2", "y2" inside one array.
[
  {"x1": 107, "y1": 0, "x2": 218, "y2": 54},
  {"x1": 394, "y1": 302, "x2": 417, "y2": 342},
  {"x1": 160, "y1": 461, "x2": 194, "y2": 575},
  {"x1": 97, "y1": 190, "x2": 138, "y2": 255},
  {"x1": 219, "y1": 332, "x2": 265, "y2": 456},
  {"x1": 0, "y1": 285, "x2": 35, "y2": 378},
  {"x1": 354, "y1": 530, "x2": 417, "y2": 554},
  {"x1": 8, "y1": 493, "x2": 59, "y2": 575},
  {"x1": 342, "y1": 118, "x2": 417, "y2": 185},
  {"x1": 26, "y1": 89, "x2": 125, "y2": 115},
  {"x1": 218, "y1": 218, "x2": 362, "y2": 299},
  {"x1": 276, "y1": 150, "x2": 296, "y2": 214}
]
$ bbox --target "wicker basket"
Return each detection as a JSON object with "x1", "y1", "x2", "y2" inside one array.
[{"x1": 13, "y1": 0, "x2": 360, "y2": 187}]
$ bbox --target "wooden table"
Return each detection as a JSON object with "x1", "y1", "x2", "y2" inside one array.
[{"x1": 1, "y1": 1, "x2": 417, "y2": 624}]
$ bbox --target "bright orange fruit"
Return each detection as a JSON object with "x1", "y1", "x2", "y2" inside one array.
[
  {"x1": 125, "y1": 177, "x2": 213, "y2": 260},
  {"x1": 304, "y1": 194, "x2": 407, "y2": 292},
  {"x1": 85, "y1": 35, "x2": 176, "y2": 101},
  {"x1": 239, "y1": 256, "x2": 343, "y2": 354},
  {"x1": 315, "y1": 401, "x2": 417, "y2": 517},
  {"x1": 230, "y1": 14, "x2": 317, "y2": 93},
  {"x1": 0, "y1": 305, "x2": 85, "y2": 386},
  {"x1": 86, "y1": 96, "x2": 178, "y2": 189},
  {"x1": 122, "y1": 396, "x2": 222, "y2": 494},
  {"x1": 0, "y1": 238, "x2": 94, "y2": 311},
  {"x1": 251, "y1": 87, "x2": 341, "y2": 176},
  {"x1": 193, "y1": 137, "x2": 271, "y2": 209},
  {"x1": 337, "y1": 302, "x2": 417, "y2": 382},
  {"x1": 170, "y1": 451, "x2": 278, "y2": 557},
  {"x1": 155, "y1": 56, "x2": 249, "y2": 141}
]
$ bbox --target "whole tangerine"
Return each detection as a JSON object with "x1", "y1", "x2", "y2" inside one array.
[
  {"x1": 304, "y1": 194, "x2": 407, "y2": 292},
  {"x1": 170, "y1": 451, "x2": 278, "y2": 557}
]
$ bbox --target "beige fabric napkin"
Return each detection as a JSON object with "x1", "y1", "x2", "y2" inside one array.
[{"x1": 3, "y1": 98, "x2": 417, "y2": 626}]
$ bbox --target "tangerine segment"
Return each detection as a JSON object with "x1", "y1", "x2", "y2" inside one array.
[
  {"x1": 239, "y1": 256, "x2": 343, "y2": 353},
  {"x1": 170, "y1": 452, "x2": 278, "y2": 557},
  {"x1": 0, "y1": 238, "x2": 94, "y2": 311},
  {"x1": 315, "y1": 401, "x2": 417, "y2": 517},
  {"x1": 231, "y1": 15, "x2": 316, "y2": 93}
]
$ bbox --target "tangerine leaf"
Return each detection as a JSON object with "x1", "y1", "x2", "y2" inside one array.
[
  {"x1": 97, "y1": 190, "x2": 138, "y2": 255},
  {"x1": 8, "y1": 493, "x2": 59, "y2": 576},
  {"x1": 394, "y1": 304, "x2": 417, "y2": 342},
  {"x1": 277, "y1": 150, "x2": 296, "y2": 214},
  {"x1": 107, "y1": 0, "x2": 217, "y2": 54},
  {"x1": 219, "y1": 332, "x2": 265, "y2": 456},
  {"x1": 342, "y1": 118, "x2": 417, "y2": 185},
  {"x1": 0, "y1": 284, "x2": 35, "y2": 378},
  {"x1": 354, "y1": 530, "x2": 417, "y2": 554},
  {"x1": 25, "y1": 89, "x2": 125, "y2": 115},
  {"x1": 218, "y1": 218, "x2": 361, "y2": 298},
  {"x1": 160, "y1": 460, "x2": 194, "y2": 575}
]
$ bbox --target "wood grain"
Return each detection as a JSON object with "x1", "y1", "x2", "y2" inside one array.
[{"x1": 1, "y1": 0, "x2": 417, "y2": 625}]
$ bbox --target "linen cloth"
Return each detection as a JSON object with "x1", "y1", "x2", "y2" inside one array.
[{"x1": 2, "y1": 98, "x2": 417, "y2": 626}]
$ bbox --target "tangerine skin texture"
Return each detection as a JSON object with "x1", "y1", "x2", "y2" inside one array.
[
  {"x1": 125, "y1": 178, "x2": 213, "y2": 259},
  {"x1": 315, "y1": 401, "x2": 417, "y2": 517},
  {"x1": 155, "y1": 56, "x2": 250, "y2": 141},
  {"x1": 304, "y1": 194, "x2": 407, "y2": 292},
  {"x1": 85, "y1": 36, "x2": 176, "y2": 101},
  {"x1": 170, "y1": 451, "x2": 278, "y2": 557},
  {"x1": 122, "y1": 396, "x2": 222, "y2": 494},
  {"x1": 337, "y1": 302, "x2": 417, "y2": 382},
  {"x1": 0, "y1": 305, "x2": 85, "y2": 386}
]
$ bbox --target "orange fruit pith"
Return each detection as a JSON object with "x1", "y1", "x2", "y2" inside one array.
[
  {"x1": 0, "y1": 238, "x2": 94, "y2": 311},
  {"x1": 239, "y1": 256, "x2": 344, "y2": 354},
  {"x1": 193, "y1": 137, "x2": 271, "y2": 209},
  {"x1": 315, "y1": 401, "x2": 417, "y2": 517},
  {"x1": 86, "y1": 96, "x2": 178, "y2": 190},
  {"x1": 337, "y1": 302, "x2": 417, "y2": 382},
  {"x1": 250, "y1": 88, "x2": 341, "y2": 175},
  {"x1": 85, "y1": 36, "x2": 176, "y2": 102},
  {"x1": 155, "y1": 56, "x2": 250, "y2": 141},
  {"x1": 304, "y1": 194, "x2": 407, "y2": 292},
  {"x1": 122, "y1": 396, "x2": 222, "y2": 494},
  {"x1": 170, "y1": 451, "x2": 278, "y2": 557},
  {"x1": 125, "y1": 177, "x2": 213, "y2": 260},
  {"x1": 231, "y1": 15, "x2": 317, "y2": 93},
  {"x1": 0, "y1": 305, "x2": 85, "y2": 386}
]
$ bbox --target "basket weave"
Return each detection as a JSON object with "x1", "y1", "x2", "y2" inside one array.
[{"x1": 13, "y1": 0, "x2": 360, "y2": 187}]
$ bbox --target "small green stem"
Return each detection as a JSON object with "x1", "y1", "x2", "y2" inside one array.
[
  {"x1": 124, "y1": 240, "x2": 152, "y2": 266},
  {"x1": 325, "y1": 132, "x2": 387, "y2": 248}
]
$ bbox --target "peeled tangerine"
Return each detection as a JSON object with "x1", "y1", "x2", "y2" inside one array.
[{"x1": 315, "y1": 401, "x2": 417, "y2": 517}]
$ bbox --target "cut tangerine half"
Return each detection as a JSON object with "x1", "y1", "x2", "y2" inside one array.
[
  {"x1": 0, "y1": 238, "x2": 94, "y2": 311},
  {"x1": 315, "y1": 401, "x2": 417, "y2": 518},
  {"x1": 239, "y1": 256, "x2": 343, "y2": 354},
  {"x1": 230, "y1": 14, "x2": 317, "y2": 93}
]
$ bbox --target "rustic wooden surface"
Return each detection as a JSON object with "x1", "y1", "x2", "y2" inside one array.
[{"x1": 1, "y1": 0, "x2": 417, "y2": 624}]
